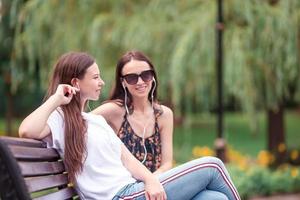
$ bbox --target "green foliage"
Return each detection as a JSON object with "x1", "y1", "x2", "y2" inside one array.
[
  {"x1": 224, "y1": 0, "x2": 300, "y2": 133},
  {"x1": 9, "y1": 0, "x2": 300, "y2": 118},
  {"x1": 236, "y1": 166, "x2": 272, "y2": 198},
  {"x1": 228, "y1": 164, "x2": 300, "y2": 199},
  {"x1": 225, "y1": 0, "x2": 300, "y2": 108},
  {"x1": 270, "y1": 169, "x2": 293, "y2": 193}
]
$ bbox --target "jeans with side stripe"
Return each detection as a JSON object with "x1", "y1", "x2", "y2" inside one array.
[{"x1": 113, "y1": 156, "x2": 240, "y2": 200}]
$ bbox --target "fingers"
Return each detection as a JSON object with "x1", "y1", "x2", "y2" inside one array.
[
  {"x1": 63, "y1": 85, "x2": 79, "y2": 97},
  {"x1": 54, "y1": 84, "x2": 80, "y2": 105},
  {"x1": 145, "y1": 192, "x2": 150, "y2": 200},
  {"x1": 56, "y1": 84, "x2": 79, "y2": 97},
  {"x1": 144, "y1": 178, "x2": 167, "y2": 200},
  {"x1": 145, "y1": 191, "x2": 167, "y2": 200}
]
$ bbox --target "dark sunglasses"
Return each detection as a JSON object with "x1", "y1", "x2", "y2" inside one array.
[{"x1": 122, "y1": 70, "x2": 154, "y2": 85}]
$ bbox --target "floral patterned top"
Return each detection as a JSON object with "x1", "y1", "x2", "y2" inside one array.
[{"x1": 117, "y1": 107, "x2": 163, "y2": 172}]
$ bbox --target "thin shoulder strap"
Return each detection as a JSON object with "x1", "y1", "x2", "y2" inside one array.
[{"x1": 153, "y1": 104, "x2": 163, "y2": 121}]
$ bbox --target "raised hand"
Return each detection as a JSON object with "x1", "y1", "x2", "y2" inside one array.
[{"x1": 54, "y1": 84, "x2": 80, "y2": 105}]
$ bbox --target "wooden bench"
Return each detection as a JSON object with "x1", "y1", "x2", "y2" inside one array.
[{"x1": 0, "y1": 136, "x2": 78, "y2": 200}]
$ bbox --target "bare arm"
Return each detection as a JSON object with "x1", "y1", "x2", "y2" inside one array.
[
  {"x1": 121, "y1": 144, "x2": 167, "y2": 200},
  {"x1": 154, "y1": 106, "x2": 174, "y2": 175},
  {"x1": 19, "y1": 84, "x2": 78, "y2": 139},
  {"x1": 91, "y1": 102, "x2": 124, "y2": 133}
]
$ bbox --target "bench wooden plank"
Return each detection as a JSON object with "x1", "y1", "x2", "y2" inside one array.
[
  {"x1": 0, "y1": 136, "x2": 46, "y2": 148},
  {"x1": 25, "y1": 174, "x2": 69, "y2": 193},
  {"x1": 9, "y1": 145, "x2": 60, "y2": 161},
  {"x1": 19, "y1": 161, "x2": 65, "y2": 177},
  {"x1": 33, "y1": 187, "x2": 78, "y2": 200}
]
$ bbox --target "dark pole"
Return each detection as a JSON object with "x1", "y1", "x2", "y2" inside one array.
[{"x1": 215, "y1": 0, "x2": 227, "y2": 162}]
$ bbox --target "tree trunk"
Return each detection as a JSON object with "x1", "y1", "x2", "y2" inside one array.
[{"x1": 267, "y1": 105, "x2": 286, "y2": 166}]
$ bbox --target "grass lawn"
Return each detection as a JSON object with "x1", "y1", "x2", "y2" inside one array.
[{"x1": 174, "y1": 110, "x2": 300, "y2": 163}]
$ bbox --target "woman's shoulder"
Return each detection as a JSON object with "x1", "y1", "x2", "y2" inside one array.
[
  {"x1": 155, "y1": 104, "x2": 173, "y2": 119},
  {"x1": 161, "y1": 105, "x2": 173, "y2": 114}
]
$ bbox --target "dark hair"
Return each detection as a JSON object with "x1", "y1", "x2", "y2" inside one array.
[
  {"x1": 45, "y1": 52, "x2": 95, "y2": 183},
  {"x1": 109, "y1": 50, "x2": 158, "y2": 110}
]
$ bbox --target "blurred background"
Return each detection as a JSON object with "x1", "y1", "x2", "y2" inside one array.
[{"x1": 1, "y1": 0, "x2": 300, "y2": 199}]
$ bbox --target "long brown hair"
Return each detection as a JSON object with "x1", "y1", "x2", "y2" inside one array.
[
  {"x1": 45, "y1": 52, "x2": 95, "y2": 183},
  {"x1": 110, "y1": 50, "x2": 158, "y2": 108}
]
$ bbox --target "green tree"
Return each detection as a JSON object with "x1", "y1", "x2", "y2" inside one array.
[
  {"x1": 10, "y1": 0, "x2": 300, "y2": 165},
  {"x1": 0, "y1": 0, "x2": 26, "y2": 135},
  {"x1": 224, "y1": 0, "x2": 300, "y2": 164}
]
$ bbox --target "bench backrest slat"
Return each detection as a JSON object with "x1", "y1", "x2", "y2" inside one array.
[
  {"x1": 0, "y1": 136, "x2": 46, "y2": 148},
  {"x1": 9, "y1": 145, "x2": 60, "y2": 161},
  {"x1": 19, "y1": 161, "x2": 65, "y2": 177},
  {"x1": 25, "y1": 174, "x2": 69, "y2": 193},
  {"x1": 33, "y1": 187, "x2": 77, "y2": 200}
]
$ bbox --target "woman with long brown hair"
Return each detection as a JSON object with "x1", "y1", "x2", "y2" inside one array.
[
  {"x1": 19, "y1": 51, "x2": 240, "y2": 200},
  {"x1": 92, "y1": 50, "x2": 173, "y2": 175}
]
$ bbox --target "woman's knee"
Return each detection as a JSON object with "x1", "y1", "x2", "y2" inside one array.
[
  {"x1": 198, "y1": 156, "x2": 224, "y2": 166},
  {"x1": 193, "y1": 156, "x2": 227, "y2": 174}
]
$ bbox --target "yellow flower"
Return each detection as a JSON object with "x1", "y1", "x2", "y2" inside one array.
[
  {"x1": 201, "y1": 146, "x2": 215, "y2": 156},
  {"x1": 278, "y1": 143, "x2": 286, "y2": 153},
  {"x1": 192, "y1": 146, "x2": 202, "y2": 157},
  {"x1": 291, "y1": 167, "x2": 299, "y2": 178},
  {"x1": 192, "y1": 146, "x2": 215, "y2": 158},
  {"x1": 257, "y1": 150, "x2": 273, "y2": 167},
  {"x1": 224, "y1": 146, "x2": 251, "y2": 170},
  {"x1": 237, "y1": 158, "x2": 248, "y2": 171},
  {"x1": 290, "y1": 150, "x2": 299, "y2": 161}
]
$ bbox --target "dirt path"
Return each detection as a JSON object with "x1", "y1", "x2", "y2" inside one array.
[{"x1": 249, "y1": 193, "x2": 300, "y2": 200}]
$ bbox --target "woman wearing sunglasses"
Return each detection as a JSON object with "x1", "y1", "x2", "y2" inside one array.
[
  {"x1": 90, "y1": 50, "x2": 240, "y2": 199},
  {"x1": 92, "y1": 50, "x2": 173, "y2": 175}
]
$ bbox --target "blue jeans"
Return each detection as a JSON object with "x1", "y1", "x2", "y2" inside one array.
[{"x1": 113, "y1": 156, "x2": 240, "y2": 200}]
